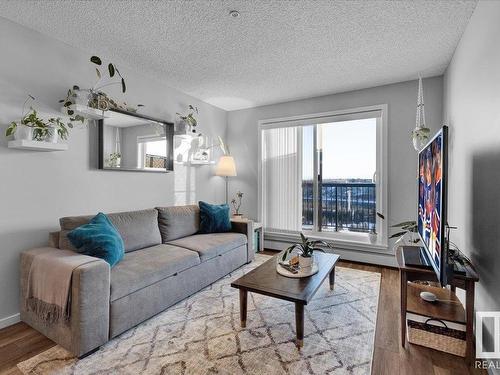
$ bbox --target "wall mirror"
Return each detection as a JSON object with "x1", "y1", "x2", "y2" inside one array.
[{"x1": 98, "y1": 109, "x2": 173, "y2": 172}]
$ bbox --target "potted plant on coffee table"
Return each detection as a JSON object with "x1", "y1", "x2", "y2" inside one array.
[{"x1": 281, "y1": 233, "x2": 333, "y2": 269}]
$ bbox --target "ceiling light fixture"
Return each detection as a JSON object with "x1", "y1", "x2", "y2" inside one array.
[{"x1": 229, "y1": 10, "x2": 240, "y2": 18}]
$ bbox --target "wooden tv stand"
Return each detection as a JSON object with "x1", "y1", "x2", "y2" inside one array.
[{"x1": 396, "y1": 246, "x2": 479, "y2": 364}]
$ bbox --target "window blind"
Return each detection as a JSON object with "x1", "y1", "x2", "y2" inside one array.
[{"x1": 261, "y1": 126, "x2": 303, "y2": 233}]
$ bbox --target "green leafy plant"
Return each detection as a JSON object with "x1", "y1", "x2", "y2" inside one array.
[
  {"x1": 390, "y1": 220, "x2": 420, "y2": 244},
  {"x1": 29, "y1": 113, "x2": 75, "y2": 141},
  {"x1": 230, "y1": 191, "x2": 243, "y2": 215},
  {"x1": 60, "y1": 55, "x2": 128, "y2": 114},
  {"x1": 58, "y1": 86, "x2": 86, "y2": 123},
  {"x1": 47, "y1": 117, "x2": 72, "y2": 140},
  {"x1": 6, "y1": 106, "x2": 45, "y2": 138},
  {"x1": 412, "y1": 127, "x2": 430, "y2": 143},
  {"x1": 106, "y1": 152, "x2": 121, "y2": 167},
  {"x1": 176, "y1": 105, "x2": 198, "y2": 132},
  {"x1": 281, "y1": 233, "x2": 333, "y2": 261},
  {"x1": 5, "y1": 106, "x2": 77, "y2": 141},
  {"x1": 5, "y1": 95, "x2": 36, "y2": 137},
  {"x1": 90, "y1": 55, "x2": 126, "y2": 93}
]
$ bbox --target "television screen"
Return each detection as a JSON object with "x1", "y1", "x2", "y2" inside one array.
[{"x1": 417, "y1": 126, "x2": 448, "y2": 285}]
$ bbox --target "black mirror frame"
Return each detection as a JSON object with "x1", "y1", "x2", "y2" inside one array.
[{"x1": 97, "y1": 108, "x2": 174, "y2": 173}]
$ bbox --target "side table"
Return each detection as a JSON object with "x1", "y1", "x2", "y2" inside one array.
[{"x1": 231, "y1": 218, "x2": 264, "y2": 252}]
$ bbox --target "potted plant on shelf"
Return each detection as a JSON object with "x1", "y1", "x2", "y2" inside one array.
[
  {"x1": 176, "y1": 105, "x2": 199, "y2": 134},
  {"x1": 5, "y1": 95, "x2": 37, "y2": 140},
  {"x1": 45, "y1": 117, "x2": 72, "y2": 143},
  {"x1": 390, "y1": 220, "x2": 421, "y2": 249},
  {"x1": 5, "y1": 104, "x2": 81, "y2": 143},
  {"x1": 281, "y1": 233, "x2": 333, "y2": 269},
  {"x1": 60, "y1": 56, "x2": 138, "y2": 114},
  {"x1": 231, "y1": 191, "x2": 244, "y2": 218}
]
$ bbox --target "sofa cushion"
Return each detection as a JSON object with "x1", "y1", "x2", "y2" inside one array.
[
  {"x1": 59, "y1": 209, "x2": 161, "y2": 253},
  {"x1": 109, "y1": 246, "x2": 248, "y2": 338},
  {"x1": 110, "y1": 244, "x2": 200, "y2": 301},
  {"x1": 156, "y1": 205, "x2": 200, "y2": 242},
  {"x1": 167, "y1": 233, "x2": 247, "y2": 262},
  {"x1": 198, "y1": 201, "x2": 231, "y2": 233},
  {"x1": 67, "y1": 212, "x2": 125, "y2": 267}
]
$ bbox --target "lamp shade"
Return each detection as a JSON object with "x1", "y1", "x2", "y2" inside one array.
[{"x1": 215, "y1": 155, "x2": 237, "y2": 177}]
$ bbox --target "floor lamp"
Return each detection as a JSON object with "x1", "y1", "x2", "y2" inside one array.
[{"x1": 215, "y1": 155, "x2": 237, "y2": 204}]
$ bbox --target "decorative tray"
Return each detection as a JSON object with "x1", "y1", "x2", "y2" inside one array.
[{"x1": 276, "y1": 260, "x2": 319, "y2": 278}]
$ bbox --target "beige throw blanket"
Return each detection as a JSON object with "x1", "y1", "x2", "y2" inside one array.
[{"x1": 26, "y1": 249, "x2": 96, "y2": 324}]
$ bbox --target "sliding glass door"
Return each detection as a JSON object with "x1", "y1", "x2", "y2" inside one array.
[
  {"x1": 315, "y1": 118, "x2": 377, "y2": 233},
  {"x1": 260, "y1": 106, "x2": 386, "y2": 244}
]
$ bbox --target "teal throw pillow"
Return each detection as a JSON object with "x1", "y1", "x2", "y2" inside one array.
[
  {"x1": 198, "y1": 201, "x2": 231, "y2": 233},
  {"x1": 67, "y1": 212, "x2": 125, "y2": 267}
]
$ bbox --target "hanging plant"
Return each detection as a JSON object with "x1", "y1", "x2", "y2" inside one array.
[
  {"x1": 412, "y1": 77, "x2": 431, "y2": 151},
  {"x1": 412, "y1": 127, "x2": 431, "y2": 149}
]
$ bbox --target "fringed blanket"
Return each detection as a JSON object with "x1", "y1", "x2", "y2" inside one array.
[{"x1": 26, "y1": 250, "x2": 96, "y2": 324}]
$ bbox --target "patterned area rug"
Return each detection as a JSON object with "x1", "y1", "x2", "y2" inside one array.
[{"x1": 18, "y1": 254, "x2": 380, "y2": 375}]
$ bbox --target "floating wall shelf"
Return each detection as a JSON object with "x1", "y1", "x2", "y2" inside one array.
[
  {"x1": 8, "y1": 140, "x2": 68, "y2": 151},
  {"x1": 60, "y1": 104, "x2": 109, "y2": 120},
  {"x1": 189, "y1": 160, "x2": 215, "y2": 165},
  {"x1": 174, "y1": 160, "x2": 215, "y2": 166}
]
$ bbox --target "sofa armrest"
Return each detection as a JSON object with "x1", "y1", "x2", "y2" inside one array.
[
  {"x1": 20, "y1": 247, "x2": 110, "y2": 357},
  {"x1": 48, "y1": 231, "x2": 60, "y2": 248},
  {"x1": 231, "y1": 220, "x2": 255, "y2": 263}
]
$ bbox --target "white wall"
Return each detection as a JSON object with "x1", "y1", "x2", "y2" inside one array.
[
  {"x1": 443, "y1": 0, "x2": 500, "y2": 366},
  {"x1": 227, "y1": 76, "x2": 444, "y2": 263},
  {"x1": 0, "y1": 17, "x2": 227, "y2": 326}
]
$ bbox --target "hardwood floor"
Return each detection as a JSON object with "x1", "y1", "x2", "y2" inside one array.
[
  {"x1": 339, "y1": 259, "x2": 485, "y2": 375},
  {"x1": 0, "y1": 251, "x2": 486, "y2": 375}
]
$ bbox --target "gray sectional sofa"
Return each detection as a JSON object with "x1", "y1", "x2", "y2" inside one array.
[{"x1": 20, "y1": 205, "x2": 254, "y2": 357}]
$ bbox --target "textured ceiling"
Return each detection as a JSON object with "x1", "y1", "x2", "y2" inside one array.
[{"x1": 0, "y1": 1, "x2": 477, "y2": 111}]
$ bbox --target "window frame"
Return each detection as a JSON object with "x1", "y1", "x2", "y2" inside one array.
[{"x1": 258, "y1": 104, "x2": 388, "y2": 251}]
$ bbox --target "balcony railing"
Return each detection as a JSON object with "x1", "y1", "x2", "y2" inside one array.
[{"x1": 302, "y1": 181, "x2": 376, "y2": 233}]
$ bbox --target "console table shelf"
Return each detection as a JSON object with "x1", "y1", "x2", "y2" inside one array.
[
  {"x1": 397, "y1": 246, "x2": 479, "y2": 364},
  {"x1": 407, "y1": 283, "x2": 465, "y2": 324}
]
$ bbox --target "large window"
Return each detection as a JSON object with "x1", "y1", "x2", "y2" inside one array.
[{"x1": 259, "y1": 106, "x2": 387, "y2": 247}]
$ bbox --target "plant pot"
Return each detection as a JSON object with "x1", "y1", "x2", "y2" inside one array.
[
  {"x1": 299, "y1": 255, "x2": 313, "y2": 269},
  {"x1": 74, "y1": 89, "x2": 92, "y2": 106},
  {"x1": 108, "y1": 157, "x2": 121, "y2": 168},
  {"x1": 45, "y1": 127, "x2": 59, "y2": 143},
  {"x1": 14, "y1": 125, "x2": 33, "y2": 141},
  {"x1": 175, "y1": 120, "x2": 190, "y2": 136}
]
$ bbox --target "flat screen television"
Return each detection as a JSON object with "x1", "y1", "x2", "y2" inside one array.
[{"x1": 417, "y1": 126, "x2": 449, "y2": 286}]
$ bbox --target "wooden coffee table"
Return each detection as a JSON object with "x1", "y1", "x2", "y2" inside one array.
[{"x1": 231, "y1": 252, "x2": 339, "y2": 348}]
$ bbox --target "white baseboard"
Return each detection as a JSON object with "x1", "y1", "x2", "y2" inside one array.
[
  {"x1": 264, "y1": 239, "x2": 397, "y2": 267},
  {"x1": 0, "y1": 313, "x2": 20, "y2": 329}
]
